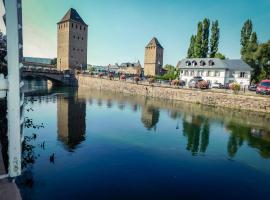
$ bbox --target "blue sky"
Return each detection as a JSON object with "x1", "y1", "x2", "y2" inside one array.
[{"x1": 0, "y1": 0, "x2": 269, "y2": 65}]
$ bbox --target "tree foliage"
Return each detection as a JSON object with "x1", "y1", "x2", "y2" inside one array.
[
  {"x1": 0, "y1": 30, "x2": 7, "y2": 76},
  {"x1": 187, "y1": 19, "x2": 219, "y2": 58},
  {"x1": 202, "y1": 18, "x2": 210, "y2": 58},
  {"x1": 156, "y1": 65, "x2": 179, "y2": 80},
  {"x1": 241, "y1": 19, "x2": 253, "y2": 57},
  {"x1": 209, "y1": 20, "x2": 220, "y2": 58},
  {"x1": 214, "y1": 52, "x2": 226, "y2": 59},
  {"x1": 194, "y1": 22, "x2": 203, "y2": 58},
  {"x1": 187, "y1": 35, "x2": 196, "y2": 58},
  {"x1": 240, "y1": 20, "x2": 270, "y2": 82}
]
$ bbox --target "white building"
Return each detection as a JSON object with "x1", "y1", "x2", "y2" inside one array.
[{"x1": 177, "y1": 58, "x2": 251, "y2": 86}]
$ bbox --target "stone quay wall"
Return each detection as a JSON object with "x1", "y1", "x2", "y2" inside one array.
[{"x1": 77, "y1": 75, "x2": 270, "y2": 113}]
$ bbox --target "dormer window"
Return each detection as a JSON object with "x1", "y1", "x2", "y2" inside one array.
[
  {"x1": 192, "y1": 60, "x2": 197, "y2": 66},
  {"x1": 209, "y1": 60, "x2": 215, "y2": 66},
  {"x1": 200, "y1": 60, "x2": 205, "y2": 66},
  {"x1": 186, "y1": 61, "x2": 191, "y2": 66}
]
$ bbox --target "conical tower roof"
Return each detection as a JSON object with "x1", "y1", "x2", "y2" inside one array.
[
  {"x1": 58, "y1": 8, "x2": 87, "y2": 26},
  {"x1": 146, "y1": 37, "x2": 163, "y2": 49}
]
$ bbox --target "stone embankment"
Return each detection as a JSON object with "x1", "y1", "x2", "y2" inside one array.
[{"x1": 77, "y1": 75, "x2": 270, "y2": 113}]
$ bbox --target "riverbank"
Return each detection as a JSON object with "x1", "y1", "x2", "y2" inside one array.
[{"x1": 77, "y1": 75, "x2": 270, "y2": 113}]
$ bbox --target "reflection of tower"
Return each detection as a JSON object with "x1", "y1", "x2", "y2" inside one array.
[
  {"x1": 141, "y1": 105, "x2": 160, "y2": 130},
  {"x1": 57, "y1": 95, "x2": 86, "y2": 150}
]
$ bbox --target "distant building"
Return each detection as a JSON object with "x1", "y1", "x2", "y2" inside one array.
[
  {"x1": 24, "y1": 57, "x2": 54, "y2": 65},
  {"x1": 177, "y1": 58, "x2": 251, "y2": 86},
  {"x1": 57, "y1": 8, "x2": 88, "y2": 71},
  {"x1": 144, "y1": 37, "x2": 164, "y2": 77},
  {"x1": 118, "y1": 61, "x2": 142, "y2": 75},
  {"x1": 23, "y1": 57, "x2": 56, "y2": 69}
]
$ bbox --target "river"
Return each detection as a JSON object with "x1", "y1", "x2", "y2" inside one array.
[{"x1": 17, "y1": 80, "x2": 270, "y2": 200}]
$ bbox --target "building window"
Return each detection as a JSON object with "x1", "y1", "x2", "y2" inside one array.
[
  {"x1": 73, "y1": 48, "x2": 75, "y2": 51},
  {"x1": 78, "y1": 36, "x2": 80, "y2": 40},
  {"x1": 80, "y1": 26, "x2": 82, "y2": 30},
  {"x1": 59, "y1": 25, "x2": 60, "y2": 29},
  {"x1": 200, "y1": 60, "x2": 205, "y2": 66},
  {"x1": 76, "y1": 24, "x2": 78, "y2": 29},
  {"x1": 84, "y1": 27, "x2": 86, "y2": 31},
  {"x1": 72, "y1": 23, "x2": 73, "y2": 28},
  {"x1": 214, "y1": 71, "x2": 220, "y2": 77},
  {"x1": 206, "y1": 71, "x2": 211, "y2": 76},
  {"x1": 184, "y1": 70, "x2": 189, "y2": 76},
  {"x1": 82, "y1": 37, "x2": 83, "y2": 40},
  {"x1": 192, "y1": 60, "x2": 197, "y2": 66},
  {"x1": 73, "y1": 36, "x2": 75, "y2": 39},
  {"x1": 186, "y1": 61, "x2": 191, "y2": 66},
  {"x1": 209, "y1": 60, "x2": 215, "y2": 66},
  {"x1": 240, "y1": 72, "x2": 246, "y2": 78}
]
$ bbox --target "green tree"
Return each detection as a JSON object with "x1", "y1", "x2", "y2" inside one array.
[
  {"x1": 194, "y1": 22, "x2": 203, "y2": 58},
  {"x1": 202, "y1": 18, "x2": 210, "y2": 58},
  {"x1": 209, "y1": 20, "x2": 219, "y2": 58},
  {"x1": 0, "y1": 30, "x2": 7, "y2": 76},
  {"x1": 240, "y1": 19, "x2": 253, "y2": 57},
  {"x1": 245, "y1": 32, "x2": 259, "y2": 81},
  {"x1": 253, "y1": 40, "x2": 270, "y2": 81},
  {"x1": 214, "y1": 52, "x2": 226, "y2": 59},
  {"x1": 187, "y1": 35, "x2": 196, "y2": 58}
]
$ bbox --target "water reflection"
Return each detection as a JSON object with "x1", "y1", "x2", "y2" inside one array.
[
  {"x1": 182, "y1": 115, "x2": 210, "y2": 155},
  {"x1": 141, "y1": 104, "x2": 160, "y2": 130},
  {"x1": 22, "y1": 83, "x2": 270, "y2": 158},
  {"x1": 226, "y1": 122, "x2": 270, "y2": 158},
  {"x1": 57, "y1": 94, "x2": 86, "y2": 151},
  {"x1": 17, "y1": 80, "x2": 270, "y2": 199}
]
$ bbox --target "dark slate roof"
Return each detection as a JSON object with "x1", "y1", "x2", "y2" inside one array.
[
  {"x1": 146, "y1": 37, "x2": 163, "y2": 49},
  {"x1": 58, "y1": 8, "x2": 87, "y2": 26},
  {"x1": 177, "y1": 58, "x2": 251, "y2": 71},
  {"x1": 120, "y1": 61, "x2": 141, "y2": 68}
]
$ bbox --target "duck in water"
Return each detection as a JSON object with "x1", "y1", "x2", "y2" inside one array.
[{"x1": 50, "y1": 153, "x2": 55, "y2": 164}]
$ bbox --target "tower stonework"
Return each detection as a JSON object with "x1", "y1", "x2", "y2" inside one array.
[
  {"x1": 57, "y1": 8, "x2": 88, "y2": 71},
  {"x1": 144, "y1": 37, "x2": 164, "y2": 76}
]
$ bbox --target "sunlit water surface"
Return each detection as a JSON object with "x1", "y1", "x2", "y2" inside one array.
[{"x1": 17, "y1": 80, "x2": 270, "y2": 200}]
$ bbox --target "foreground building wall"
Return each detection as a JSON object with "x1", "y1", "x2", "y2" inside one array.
[{"x1": 78, "y1": 75, "x2": 270, "y2": 113}]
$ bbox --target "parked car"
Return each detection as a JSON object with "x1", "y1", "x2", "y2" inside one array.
[
  {"x1": 211, "y1": 82, "x2": 223, "y2": 89},
  {"x1": 188, "y1": 77, "x2": 209, "y2": 89},
  {"x1": 248, "y1": 84, "x2": 257, "y2": 91},
  {"x1": 256, "y1": 80, "x2": 270, "y2": 95}
]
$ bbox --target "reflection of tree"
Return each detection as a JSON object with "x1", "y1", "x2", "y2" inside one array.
[
  {"x1": 226, "y1": 122, "x2": 270, "y2": 158},
  {"x1": 141, "y1": 106, "x2": 160, "y2": 130},
  {"x1": 182, "y1": 115, "x2": 210, "y2": 155}
]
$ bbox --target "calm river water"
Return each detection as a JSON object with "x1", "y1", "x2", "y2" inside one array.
[{"x1": 17, "y1": 80, "x2": 270, "y2": 200}]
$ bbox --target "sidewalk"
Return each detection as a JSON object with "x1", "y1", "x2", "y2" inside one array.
[{"x1": 0, "y1": 144, "x2": 22, "y2": 200}]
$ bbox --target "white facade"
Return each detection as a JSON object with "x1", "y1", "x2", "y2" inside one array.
[{"x1": 177, "y1": 58, "x2": 251, "y2": 87}]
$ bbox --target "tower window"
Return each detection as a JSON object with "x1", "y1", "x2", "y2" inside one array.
[
  {"x1": 76, "y1": 24, "x2": 77, "y2": 29},
  {"x1": 84, "y1": 27, "x2": 86, "y2": 31},
  {"x1": 73, "y1": 35, "x2": 75, "y2": 39},
  {"x1": 80, "y1": 26, "x2": 82, "y2": 30},
  {"x1": 72, "y1": 23, "x2": 73, "y2": 28},
  {"x1": 78, "y1": 36, "x2": 80, "y2": 40},
  {"x1": 82, "y1": 37, "x2": 83, "y2": 40}
]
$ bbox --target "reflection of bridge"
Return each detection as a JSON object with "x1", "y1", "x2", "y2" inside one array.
[{"x1": 22, "y1": 67, "x2": 78, "y2": 86}]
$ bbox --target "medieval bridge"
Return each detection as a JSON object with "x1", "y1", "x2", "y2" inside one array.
[{"x1": 22, "y1": 66, "x2": 78, "y2": 86}]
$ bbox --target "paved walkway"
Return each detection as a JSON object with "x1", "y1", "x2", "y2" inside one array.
[{"x1": 0, "y1": 144, "x2": 22, "y2": 200}]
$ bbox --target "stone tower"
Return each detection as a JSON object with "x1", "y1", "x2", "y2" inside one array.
[
  {"x1": 144, "y1": 37, "x2": 164, "y2": 76},
  {"x1": 57, "y1": 8, "x2": 88, "y2": 71}
]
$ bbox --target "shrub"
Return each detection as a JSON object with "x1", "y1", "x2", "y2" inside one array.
[{"x1": 230, "y1": 82, "x2": 241, "y2": 94}]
